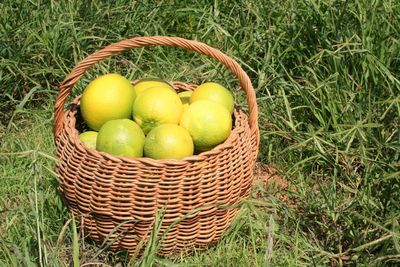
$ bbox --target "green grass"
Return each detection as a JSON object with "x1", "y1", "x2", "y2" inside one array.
[{"x1": 1, "y1": 0, "x2": 399, "y2": 266}]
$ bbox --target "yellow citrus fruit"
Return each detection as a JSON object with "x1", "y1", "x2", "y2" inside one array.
[
  {"x1": 132, "y1": 78, "x2": 175, "y2": 96},
  {"x1": 190, "y1": 82, "x2": 235, "y2": 114},
  {"x1": 144, "y1": 124, "x2": 194, "y2": 160},
  {"x1": 78, "y1": 131, "x2": 98, "y2": 149},
  {"x1": 96, "y1": 119, "x2": 145, "y2": 158},
  {"x1": 180, "y1": 100, "x2": 232, "y2": 152},
  {"x1": 80, "y1": 73, "x2": 136, "y2": 131},
  {"x1": 178, "y1": 91, "x2": 192, "y2": 112},
  {"x1": 132, "y1": 87, "x2": 183, "y2": 134}
]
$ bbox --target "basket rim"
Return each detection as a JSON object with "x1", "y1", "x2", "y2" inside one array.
[{"x1": 62, "y1": 83, "x2": 252, "y2": 167}]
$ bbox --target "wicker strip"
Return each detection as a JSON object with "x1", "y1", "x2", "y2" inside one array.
[{"x1": 54, "y1": 36, "x2": 259, "y2": 255}]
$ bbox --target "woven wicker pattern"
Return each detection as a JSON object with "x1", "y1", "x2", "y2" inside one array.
[{"x1": 54, "y1": 36, "x2": 259, "y2": 255}]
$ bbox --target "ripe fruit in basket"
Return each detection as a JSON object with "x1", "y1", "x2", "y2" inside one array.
[
  {"x1": 178, "y1": 91, "x2": 192, "y2": 112},
  {"x1": 180, "y1": 100, "x2": 232, "y2": 152},
  {"x1": 96, "y1": 119, "x2": 145, "y2": 158},
  {"x1": 190, "y1": 82, "x2": 235, "y2": 114},
  {"x1": 80, "y1": 73, "x2": 136, "y2": 131},
  {"x1": 132, "y1": 87, "x2": 183, "y2": 134},
  {"x1": 78, "y1": 131, "x2": 98, "y2": 149},
  {"x1": 132, "y1": 78, "x2": 175, "y2": 96},
  {"x1": 144, "y1": 124, "x2": 194, "y2": 160}
]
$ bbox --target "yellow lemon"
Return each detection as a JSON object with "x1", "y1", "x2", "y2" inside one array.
[
  {"x1": 190, "y1": 82, "x2": 235, "y2": 114},
  {"x1": 96, "y1": 119, "x2": 145, "y2": 158},
  {"x1": 132, "y1": 87, "x2": 183, "y2": 134},
  {"x1": 178, "y1": 91, "x2": 192, "y2": 112},
  {"x1": 180, "y1": 100, "x2": 232, "y2": 152},
  {"x1": 78, "y1": 131, "x2": 98, "y2": 149},
  {"x1": 144, "y1": 124, "x2": 194, "y2": 160},
  {"x1": 132, "y1": 78, "x2": 175, "y2": 96},
  {"x1": 80, "y1": 73, "x2": 136, "y2": 131}
]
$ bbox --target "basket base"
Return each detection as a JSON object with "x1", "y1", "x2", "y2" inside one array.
[{"x1": 68, "y1": 204, "x2": 239, "y2": 256}]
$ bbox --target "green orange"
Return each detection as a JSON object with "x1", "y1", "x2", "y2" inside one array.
[
  {"x1": 78, "y1": 131, "x2": 98, "y2": 149},
  {"x1": 132, "y1": 78, "x2": 175, "y2": 96},
  {"x1": 144, "y1": 124, "x2": 194, "y2": 160},
  {"x1": 180, "y1": 100, "x2": 232, "y2": 152},
  {"x1": 178, "y1": 91, "x2": 192, "y2": 112},
  {"x1": 190, "y1": 82, "x2": 235, "y2": 113},
  {"x1": 132, "y1": 87, "x2": 183, "y2": 134},
  {"x1": 80, "y1": 73, "x2": 136, "y2": 131},
  {"x1": 96, "y1": 119, "x2": 145, "y2": 158}
]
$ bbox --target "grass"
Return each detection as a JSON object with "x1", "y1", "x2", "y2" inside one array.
[{"x1": 1, "y1": 0, "x2": 399, "y2": 266}]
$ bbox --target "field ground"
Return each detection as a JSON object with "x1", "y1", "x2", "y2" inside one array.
[{"x1": 1, "y1": 0, "x2": 399, "y2": 266}]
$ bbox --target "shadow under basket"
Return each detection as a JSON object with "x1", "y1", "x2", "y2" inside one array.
[{"x1": 53, "y1": 36, "x2": 260, "y2": 256}]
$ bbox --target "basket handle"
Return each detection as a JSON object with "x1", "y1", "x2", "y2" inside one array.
[{"x1": 54, "y1": 36, "x2": 259, "y2": 141}]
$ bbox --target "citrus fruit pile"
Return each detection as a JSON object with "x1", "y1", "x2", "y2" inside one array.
[{"x1": 78, "y1": 73, "x2": 235, "y2": 160}]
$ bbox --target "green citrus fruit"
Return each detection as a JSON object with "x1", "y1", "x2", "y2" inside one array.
[
  {"x1": 96, "y1": 119, "x2": 145, "y2": 158},
  {"x1": 132, "y1": 87, "x2": 183, "y2": 134},
  {"x1": 144, "y1": 124, "x2": 194, "y2": 160},
  {"x1": 180, "y1": 100, "x2": 232, "y2": 152},
  {"x1": 190, "y1": 82, "x2": 234, "y2": 113},
  {"x1": 80, "y1": 73, "x2": 136, "y2": 131},
  {"x1": 78, "y1": 131, "x2": 98, "y2": 149},
  {"x1": 178, "y1": 91, "x2": 192, "y2": 112},
  {"x1": 132, "y1": 78, "x2": 175, "y2": 96}
]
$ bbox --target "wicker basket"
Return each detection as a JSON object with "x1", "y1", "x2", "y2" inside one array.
[{"x1": 53, "y1": 36, "x2": 259, "y2": 255}]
